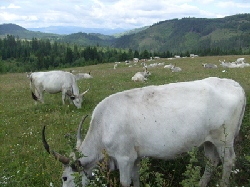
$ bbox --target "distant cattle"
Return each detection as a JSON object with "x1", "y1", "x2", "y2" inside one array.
[
  {"x1": 132, "y1": 68, "x2": 151, "y2": 82},
  {"x1": 171, "y1": 65, "x2": 182, "y2": 72},
  {"x1": 30, "y1": 70, "x2": 89, "y2": 109},
  {"x1": 133, "y1": 58, "x2": 139, "y2": 63},
  {"x1": 75, "y1": 72, "x2": 93, "y2": 80},
  {"x1": 220, "y1": 60, "x2": 250, "y2": 68},
  {"x1": 164, "y1": 63, "x2": 174, "y2": 69},
  {"x1": 235, "y1": 58, "x2": 245, "y2": 64},
  {"x1": 202, "y1": 63, "x2": 218, "y2": 68}
]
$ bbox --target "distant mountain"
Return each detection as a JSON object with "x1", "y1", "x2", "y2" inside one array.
[
  {"x1": 28, "y1": 26, "x2": 129, "y2": 35},
  {"x1": 0, "y1": 23, "x2": 60, "y2": 39},
  {"x1": 0, "y1": 23, "x2": 27, "y2": 34},
  {"x1": 1, "y1": 13, "x2": 250, "y2": 53},
  {"x1": 113, "y1": 13, "x2": 250, "y2": 53},
  {"x1": 113, "y1": 26, "x2": 149, "y2": 37},
  {"x1": 60, "y1": 32, "x2": 115, "y2": 46}
]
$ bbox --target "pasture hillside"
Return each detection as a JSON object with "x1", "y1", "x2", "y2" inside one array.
[{"x1": 1, "y1": 55, "x2": 250, "y2": 187}]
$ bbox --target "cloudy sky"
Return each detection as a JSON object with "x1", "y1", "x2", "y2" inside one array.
[{"x1": 0, "y1": 0, "x2": 249, "y2": 29}]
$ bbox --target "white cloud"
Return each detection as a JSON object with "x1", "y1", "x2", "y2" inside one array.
[
  {"x1": 217, "y1": 1, "x2": 250, "y2": 8},
  {"x1": 8, "y1": 3, "x2": 20, "y2": 9},
  {"x1": 199, "y1": 0, "x2": 215, "y2": 4},
  {"x1": 0, "y1": 0, "x2": 249, "y2": 29}
]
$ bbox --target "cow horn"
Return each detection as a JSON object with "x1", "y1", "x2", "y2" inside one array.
[
  {"x1": 80, "y1": 88, "x2": 89, "y2": 96},
  {"x1": 42, "y1": 126, "x2": 70, "y2": 165},
  {"x1": 76, "y1": 115, "x2": 88, "y2": 150}
]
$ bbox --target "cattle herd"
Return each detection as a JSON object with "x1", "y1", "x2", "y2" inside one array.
[{"x1": 27, "y1": 57, "x2": 247, "y2": 187}]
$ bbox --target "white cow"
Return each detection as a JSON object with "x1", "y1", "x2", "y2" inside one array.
[
  {"x1": 75, "y1": 72, "x2": 93, "y2": 80},
  {"x1": 30, "y1": 70, "x2": 89, "y2": 109},
  {"x1": 202, "y1": 63, "x2": 218, "y2": 68},
  {"x1": 220, "y1": 60, "x2": 250, "y2": 68},
  {"x1": 131, "y1": 68, "x2": 151, "y2": 82},
  {"x1": 131, "y1": 73, "x2": 147, "y2": 82},
  {"x1": 164, "y1": 63, "x2": 174, "y2": 69},
  {"x1": 43, "y1": 77, "x2": 246, "y2": 187},
  {"x1": 171, "y1": 66, "x2": 182, "y2": 72},
  {"x1": 235, "y1": 58, "x2": 245, "y2": 64}
]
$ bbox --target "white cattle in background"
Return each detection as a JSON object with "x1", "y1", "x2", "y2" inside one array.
[
  {"x1": 30, "y1": 70, "x2": 89, "y2": 109},
  {"x1": 131, "y1": 73, "x2": 146, "y2": 82},
  {"x1": 43, "y1": 77, "x2": 246, "y2": 187},
  {"x1": 75, "y1": 72, "x2": 93, "y2": 80},
  {"x1": 220, "y1": 60, "x2": 250, "y2": 68},
  {"x1": 147, "y1": 63, "x2": 158, "y2": 68},
  {"x1": 220, "y1": 60, "x2": 232, "y2": 68},
  {"x1": 131, "y1": 68, "x2": 151, "y2": 82},
  {"x1": 202, "y1": 63, "x2": 218, "y2": 68},
  {"x1": 133, "y1": 58, "x2": 139, "y2": 63},
  {"x1": 171, "y1": 65, "x2": 182, "y2": 72},
  {"x1": 235, "y1": 58, "x2": 245, "y2": 64},
  {"x1": 164, "y1": 63, "x2": 174, "y2": 69}
]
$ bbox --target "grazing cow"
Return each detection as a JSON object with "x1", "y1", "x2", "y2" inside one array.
[
  {"x1": 219, "y1": 60, "x2": 232, "y2": 68},
  {"x1": 43, "y1": 77, "x2": 245, "y2": 187},
  {"x1": 202, "y1": 63, "x2": 218, "y2": 68},
  {"x1": 171, "y1": 65, "x2": 182, "y2": 72},
  {"x1": 131, "y1": 68, "x2": 151, "y2": 82},
  {"x1": 220, "y1": 60, "x2": 250, "y2": 68},
  {"x1": 75, "y1": 72, "x2": 93, "y2": 80},
  {"x1": 131, "y1": 73, "x2": 147, "y2": 82},
  {"x1": 235, "y1": 58, "x2": 245, "y2": 64},
  {"x1": 164, "y1": 63, "x2": 174, "y2": 69},
  {"x1": 30, "y1": 70, "x2": 89, "y2": 109}
]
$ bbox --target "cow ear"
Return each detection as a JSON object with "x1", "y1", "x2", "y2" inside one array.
[{"x1": 70, "y1": 96, "x2": 75, "y2": 100}]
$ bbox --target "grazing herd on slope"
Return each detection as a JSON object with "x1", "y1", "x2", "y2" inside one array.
[{"x1": 26, "y1": 57, "x2": 247, "y2": 187}]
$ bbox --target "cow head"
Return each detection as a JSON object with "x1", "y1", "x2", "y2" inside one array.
[
  {"x1": 61, "y1": 163, "x2": 89, "y2": 187},
  {"x1": 42, "y1": 116, "x2": 89, "y2": 187},
  {"x1": 70, "y1": 89, "x2": 89, "y2": 109},
  {"x1": 143, "y1": 68, "x2": 151, "y2": 78}
]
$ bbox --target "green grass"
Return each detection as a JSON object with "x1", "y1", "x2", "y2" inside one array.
[{"x1": 1, "y1": 55, "x2": 250, "y2": 186}]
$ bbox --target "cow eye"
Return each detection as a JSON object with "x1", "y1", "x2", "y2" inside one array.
[{"x1": 62, "y1": 177, "x2": 67, "y2": 181}]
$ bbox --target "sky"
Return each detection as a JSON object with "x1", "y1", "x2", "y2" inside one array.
[{"x1": 0, "y1": 0, "x2": 249, "y2": 29}]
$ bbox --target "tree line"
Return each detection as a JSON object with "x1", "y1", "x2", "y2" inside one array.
[
  {"x1": 0, "y1": 35, "x2": 248, "y2": 73},
  {"x1": 0, "y1": 35, "x2": 153, "y2": 73}
]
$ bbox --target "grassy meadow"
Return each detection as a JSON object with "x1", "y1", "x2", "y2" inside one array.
[{"x1": 1, "y1": 55, "x2": 250, "y2": 187}]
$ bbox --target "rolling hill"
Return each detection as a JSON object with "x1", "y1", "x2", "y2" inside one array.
[
  {"x1": 0, "y1": 23, "x2": 60, "y2": 40},
  {"x1": 1, "y1": 13, "x2": 250, "y2": 53},
  {"x1": 113, "y1": 14, "x2": 250, "y2": 53}
]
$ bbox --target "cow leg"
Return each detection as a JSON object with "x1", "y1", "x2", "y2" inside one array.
[
  {"x1": 61, "y1": 92, "x2": 66, "y2": 105},
  {"x1": 199, "y1": 141, "x2": 220, "y2": 187},
  {"x1": 131, "y1": 159, "x2": 140, "y2": 187},
  {"x1": 35, "y1": 89, "x2": 44, "y2": 104},
  {"x1": 217, "y1": 145, "x2": 235, "y2": 187},
  {"x1": 61, "y1": 89, "x2": 68, "y2": 105},
  {"x1": 116, "y1": 150, "x2": 137, "y2": 187},
  {"x1": 62, "y1": 88, "x2": 73, "y2": 105}
]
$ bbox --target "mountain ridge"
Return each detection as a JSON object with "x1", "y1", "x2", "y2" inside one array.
[
  {"x1": 27, "y1": 26, "x2": 129, "y2": 35},
  {"x1": 1, "y1": 13, "x2": 250, "y2": 53}
]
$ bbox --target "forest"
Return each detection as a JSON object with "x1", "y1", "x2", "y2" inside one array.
[{"x1": 0, "y1": 34, "x2": 249, "y2": 73}]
